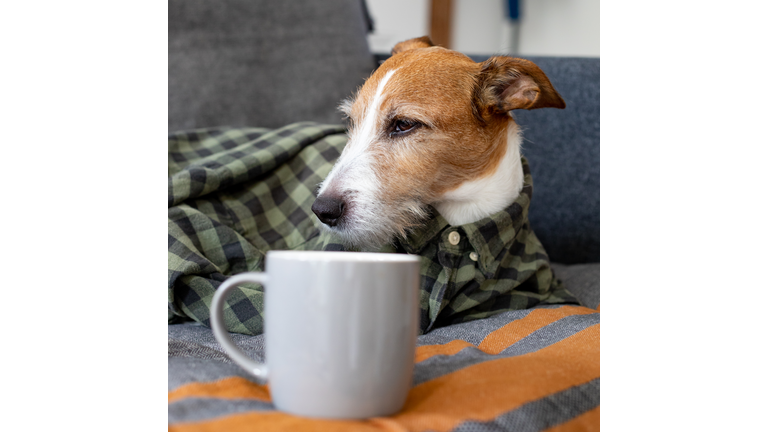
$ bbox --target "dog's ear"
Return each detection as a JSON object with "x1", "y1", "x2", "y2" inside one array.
[
  {"x1": 475, "y1": 56, "x2": 565, "y2": 114},
  {"x1": 392, "y1": 36, "x2": 434, "y2": 55}
]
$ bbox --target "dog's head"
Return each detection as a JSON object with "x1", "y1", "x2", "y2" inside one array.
[{"x1": 312, "y1": 36, "x2": 565, "y2": 249}]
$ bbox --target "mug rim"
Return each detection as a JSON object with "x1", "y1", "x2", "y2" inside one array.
[{"x1": 266, "y1": 250, "x2": 421, "y2": 263}]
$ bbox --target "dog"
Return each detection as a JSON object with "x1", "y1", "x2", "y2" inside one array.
[{"x1": 311, "y1": 36, "x2": 565, "y2": 250}]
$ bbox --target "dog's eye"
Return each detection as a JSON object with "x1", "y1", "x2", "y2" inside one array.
[
  {"x1": 395, "y1": 120, "x2": 415, "y2": 132},
  {"x1": 390, "y1": 119, "x2": 421, "y2": 137}
]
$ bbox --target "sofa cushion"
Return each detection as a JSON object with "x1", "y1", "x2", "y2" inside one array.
[
  {"x1": 551, "y1": 262, "x2": 600, "y2": 309},
  {"x1": 169, "y1": 0, "x2": 376, "y2": 131}
]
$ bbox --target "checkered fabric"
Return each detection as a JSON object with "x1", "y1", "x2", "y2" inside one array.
[{"x1": 168, "y1": 122, "x2": 578, "y2": 335}]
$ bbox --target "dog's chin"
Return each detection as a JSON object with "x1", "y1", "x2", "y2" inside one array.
[{"x1": 318, "y1": 202, "x2": 430, "y2": 251}]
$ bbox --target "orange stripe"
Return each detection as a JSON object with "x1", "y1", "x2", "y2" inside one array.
[
  {"x1": 477, "y1": 306, "x2": 596, "y2": 355},
  {"x1": 414, "y1": 306, "x2": 596, "y2": 364},
  {"x1": 168, "y1": 411, "x2": 383, "y2": 432},
  {"x1": 542, "y1": 406, "x2": 600, "y2": 432},
  {"x1": 415, "y1": 339, "x2": 473, "y2": 363},
  {"x1": 169, "y1": 323, "x2": 599, "y2": 432},
  {"x1": 168, "y1": 377, "x2": 271, "y2": 403}
]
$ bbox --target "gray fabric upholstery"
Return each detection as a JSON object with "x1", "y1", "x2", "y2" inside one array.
[
  {"x1": 551, "y1": 262, "x2": 600, "y2": 309},
  {"x1": 169, "y1": 0, "x2": 376, "y2": 131},
  {"x1": 511, "y1": 57, "x2": 600, "y2": 264}
]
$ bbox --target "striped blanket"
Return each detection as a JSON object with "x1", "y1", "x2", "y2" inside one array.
[{"x1": 168, "y1": 303, "x2": 599, "y2": 431}]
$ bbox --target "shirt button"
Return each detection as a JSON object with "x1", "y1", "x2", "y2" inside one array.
[
  {"x1": 448, "y1": 231, "x2": 461, "y2": 245},
  {"x1": 469, "y1": 252, "x2": 478, "y2": 261}
]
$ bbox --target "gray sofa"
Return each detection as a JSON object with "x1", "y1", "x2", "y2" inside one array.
[{"x1": 168, "y1": 1, "x2": 599, "y2": 429}]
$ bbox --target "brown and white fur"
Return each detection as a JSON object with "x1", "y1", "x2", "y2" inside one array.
[{"x1": 312, "y1": 36, "x2": 565, "y2": 249}]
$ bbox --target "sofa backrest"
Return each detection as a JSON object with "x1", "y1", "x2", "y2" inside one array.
[
  {"x1": 169, "y1": 0, "x2": 376, "y2": 132},
  {"x1": 508, "y1": 56, "x2": 600, "y2": 264}
]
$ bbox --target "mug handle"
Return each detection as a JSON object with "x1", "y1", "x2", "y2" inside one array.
[{"x1": 210, "y1": 273, "x2": 269, "y2": 381}]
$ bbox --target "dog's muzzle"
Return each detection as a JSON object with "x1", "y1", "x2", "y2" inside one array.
[{"x1": 311, "y1": 195, "x2": 346, "y2": 227}]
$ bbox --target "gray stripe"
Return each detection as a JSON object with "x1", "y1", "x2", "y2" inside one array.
[
  {"x1": 169, "y1": 322, "x2": 267, "y2": 391},
  {"x1": 445, "y1": 378, "x2": 600, "y2": 432},
  {"x1": 531, "y1": 303, "x2": 580, "y2": 310},
  {"x1": 418, "y1": 309, "x2": 533, "y2": 347},
  {"x1": 414, "y1": 315, "x2": 599, "y2": 386},
  {"x1": 169, "y1": 357, "x2": 258, "y2": 392},
  {"x1": 169, "y1": 397, "x2": 275, "y2": 424},
  {"x1": 169, "y1": 321, "x2": 266, "y2": 363}
]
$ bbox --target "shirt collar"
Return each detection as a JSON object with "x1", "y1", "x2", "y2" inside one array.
[{"x1": 398, "y1": 157, "x2": 535, "y2": 273}]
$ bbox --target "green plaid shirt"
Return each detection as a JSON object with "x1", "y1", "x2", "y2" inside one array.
[{"x1": 168, "y1": 122, "x2": 577, "y2": 335}]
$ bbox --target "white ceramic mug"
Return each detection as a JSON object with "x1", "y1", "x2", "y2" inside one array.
[{"x1": 210, "y1": 250, "x2": 421, "y2": 419}]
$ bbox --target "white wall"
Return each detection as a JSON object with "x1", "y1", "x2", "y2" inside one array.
[
  {"x1": 366, "y1": 0, "x2": 599, "y2": 57},
  {"x1": 516, "y1": 0, "x2": 600, "y2": 56},
  {"x1": 365, "y1": 0, "x2": 430, "y2": 55}
]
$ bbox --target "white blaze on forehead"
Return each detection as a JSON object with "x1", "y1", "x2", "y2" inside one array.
[
  {"x1": 319, "y1": 68, "x2": 398, "y2": 195},
  {"x1": 355, "y1": 69, "x2": 397, "y2": 148},
  {"x1": 339, "y1": 69, "x2": 397, "y2": 164}
]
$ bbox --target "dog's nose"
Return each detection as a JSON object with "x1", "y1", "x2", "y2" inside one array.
[{"x1": 312, "y1": 195, "x2": 346, "y2": 227}]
